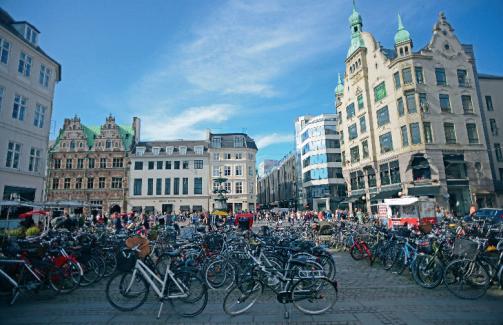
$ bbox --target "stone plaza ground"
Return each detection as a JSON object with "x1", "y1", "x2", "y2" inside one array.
[{"x1": 1, "y1": 250, "x2": 503, "y2": 325}]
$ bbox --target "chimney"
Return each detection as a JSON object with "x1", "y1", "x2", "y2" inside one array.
[{"x1": 132, "y1": 117, "x2": 141, "y2": 144}]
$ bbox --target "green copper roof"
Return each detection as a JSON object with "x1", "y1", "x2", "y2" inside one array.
[
  {"x1": 82, "y1": 125, "x2": 100, "y2": 148},
  {"x1": 346, "y1": 32, "x2": 365, "y2": 58},
  {"x1": 117, "y1": 125, "x2": 135, "y2": 150},
  {"x1": 394, "y1": 14, "x2": 411, "y2": 45},
  {"x1": 346, "y1": 0, "x2": 365, "y2": 58},
  {"x1": 348, "y1": 0, "x2": 362, "y2": 26},
  {"x1": 335, "y1": 73, "x2": 344, "y2": 95}
]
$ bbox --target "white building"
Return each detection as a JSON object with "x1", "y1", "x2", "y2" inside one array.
[
  {"x1": 208, "y1": 132, "x2": 258, "y2": 212},
  {"x1": 295, "y1": 114, "x2": 346, "y2": 211},
  {"x1": 0, "y1": 9, "x2": 61, "y2": 203},
  {"x1": 127, "y1": 141, "x2": 210, "y2": 214}
]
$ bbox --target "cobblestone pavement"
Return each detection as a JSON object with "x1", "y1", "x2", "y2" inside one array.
[{"x1": 2, "y1": 250, "x2": 503, "y2": 325}]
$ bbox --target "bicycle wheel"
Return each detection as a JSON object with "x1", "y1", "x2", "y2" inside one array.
[
  {"x1": 443, "y1": 259, "x2": 490, "y2": 300},
  {"x1": 412, "y1": 254, "x2": 443, "y2": 289},
  {"x1": 103, "y1": 251, "x2": 118, "y2": 277},
  {"x1": 349, "y1": 245, "x2": 365, "y2": 260},
  {"x1": 223, "y1": 280, "x2": 263, "y2": 316},
  {"x1": 391, "y1": 248, "x2": 406, "y2": 275},
  {"x1": 292, "y1": 277, "x2": 337, "y2": 315},
  {"x1": 105, "y1": 270, "x2": 149, "y2": 311},
  {"x1": 51, "y1": 260, "x2": 81, "y2": 293},
  {"x1": 80, "y1": 258, "x2": 100, "y2": 287},
  {"x1": 168, "y1": 270, "x2": 208, "y2": 317},
  {"x1": 205, "y1": 259, "x2": 235, "y2": 290}
]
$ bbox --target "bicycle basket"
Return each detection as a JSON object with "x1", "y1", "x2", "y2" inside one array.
[
  {"x1": 116, "y1": 249, "x2": 137, "y2": 272},
  {"x1": 452, "y1": 238, "x2": 479, "y2": 259},
  {"x1": 125, "y1": 236, "x2": 150, "y2": 258}
]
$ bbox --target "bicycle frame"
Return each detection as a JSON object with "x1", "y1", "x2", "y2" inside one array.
[{"x1": 0, "y1": 258, "x2": 43, "y2": 305}]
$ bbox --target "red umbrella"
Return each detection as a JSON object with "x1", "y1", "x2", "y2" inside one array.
[
  {"x1": 234, "y1": 212, "x2": 254, "y2": 228},
  {"x1": 19, "y1": 210, "x2": 48, "y2": 218}
]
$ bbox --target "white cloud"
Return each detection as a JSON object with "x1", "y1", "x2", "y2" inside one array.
[{"x1": 255, "y1": 133, "x2": 293, "y2": 149}]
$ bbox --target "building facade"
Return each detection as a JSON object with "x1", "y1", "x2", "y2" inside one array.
[
  {"x1": 337, "y1": 6, "x2": 494, "y2": 215},
  {"x1": 0, "y1": 9, "x2": 61, "y2": 203},
  {"x1": 258, "y1": 159, "x2": 279, "y2": 178},
  {"x1": 46, "y1": 116, "x2": 139, "y2": 214},
  {"x1": 127, "y1": 140, "x2": 210, "y2": 214},
  {"x1": 208, "y1": 132, "x2": 258, "y2": 212},
  {"x1": 478, "y1": 74, "x2": 503, "y2": 206},
  {"x1": 258, "y1": 153, "x2": 297, "y2": 208},
  {"x1": 295, "y1": 114, "x2": 346, "y2": 211}
]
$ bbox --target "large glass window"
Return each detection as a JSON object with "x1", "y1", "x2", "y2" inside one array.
[
  {"x1": 350, "y1": 146, "x2": 360, "y2": 163},
  {"x1": 444, "y1": 122, "x2": 456, "y2": 144},
  {"x1": 28, "y1": 148, "x2": 41, "y2": 172},
  {"x1": 405, "y1": 91, "x2": 417, "y2": 113},
  {"x1": 401, "y1": 125, "x2": 409, "y2": 147},
  {"x1": 346, "y1": 103, "x2": 355, "y2": 119},
  {"x1": 194, "y1": 177, "x2": 202, "y2": 195},
  {"x1": 348, "y1": 123, "x2": 358, "y2": 140},
  {"x1": 173, "y1": 178, "x2": 180, "y2": 195},
  {"x1": 367, "y1": 168, "x2": 376, "y2": 187},
  {"x1": 393, "y1": 72, "x2": 401, "y2": 89},
  {"x1": 134, "y1": 161, "x2": 143, "y2": 170},
  {"x1": 374, "y1": 82, "x2": 387, "y2": 102},
  {"x1": 410, "y1": 122, "x2": 421, "y2": 145},
  {"x1": 6, "y1": 142, "x2": 21, "y2": 168},
  {"x1": 380, "y1": 163, "x2": 390, "y2": 185},
  {"x1": 164, "y1": 178, "x2": 171, "y2": 195},
  {"x1": 402, "y1": 67, "x2": 412, "y2": 84},
  {"x1": 147, "y1": 178, "x2": 153, "y2": 195},
  {"x1": 435, "y1": 68, "x2": 446, "y2": 85},
  {"x1": 12, "y1": 94, "x2": 27, "y2": 121},
  {"x1": 415, "y1": 66, "x2": 424, "y2": 84},
  {"x1": 390, "y1": 160, "x2": 401, "y2": 184},
  {"x1": 194, "y1": 160, "x2": 203, "y2": 169},
  {"x1": 376, "y1": 106, "x2": 390, "y2": 126},
  {"x1": 379, "y1": 132, "x2": 393, "y2": 153},
  {"x1": 466, "y1": 123, "x2": 478, "y2": 144},
  {"x1": 182, "y1": 178, "x2": 189, "y2": 195},
  {"x1": 359, "y1": 116, "x2": 366, "y2": 133},
  {"x1": 156, "y1": 178, "x2": 162, "y2": 195},
  {"x1": 397, "y1": 97, "x2": 405, "y2": 117},
  {"x1": 439, "y1": 94, "x2": 451, "y2": 112}
]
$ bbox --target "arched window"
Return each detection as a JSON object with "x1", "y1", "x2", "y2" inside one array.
[
  {"x1": 106, "y1": 140, "x2": 112, "y2": 149},
  {"x1": 70, "y1": 140, "x2": 76, "y2": 150},
  {"x1": 411, "y1": 155, "x2": 431, "y2": 181}
]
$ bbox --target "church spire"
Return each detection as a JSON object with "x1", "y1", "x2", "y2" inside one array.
[
  {"x1": 335, "y1": 73, "x2": 344, "y2": 96},
  {"x1": 394, "y1": 13, "x2": 411, "y2": 45},
  {"x1": 346, "y1": 0, "x2": 365, "y2": 59}
]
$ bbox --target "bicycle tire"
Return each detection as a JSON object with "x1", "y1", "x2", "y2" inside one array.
[
  {"x1": 168, "y1": 270, "x2": 208, "y2": 317},
  {"x1": 412, "y1": 254, "x2": 443, "y2": 289},
  {"x1": 292, "y1": 277, "x2": 337, "y2": 315},
  {"x1": 105, "y1": 270, "x2": 149, "y2": 311},
  {"x1": 205, "y1": 259, "x2": 235, "y2": 290},
  {"x1": 349, "y1": 245, "x2": 365, "y2": 260},
  {"x1": 223, "y1": 281, "x2": 263, "y2": 316},
  {"x1": 443, "y1": 259, "x2": 490, "y2": 300}
]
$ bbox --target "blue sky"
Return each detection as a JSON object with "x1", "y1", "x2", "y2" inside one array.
[{"x1": 3, "y1": 0, "x2": 503, "y2": 164}]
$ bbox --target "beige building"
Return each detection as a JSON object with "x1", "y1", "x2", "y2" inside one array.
[
  {"x1": 479, "y1": 74, "x2": 503, "y2": 206},
  {"x1": 336, "y1": 6, "x2": 494, "y2": 216},
  {"x1": 46, "y1": 115, "x2": 140, "y2": 214},
  {"x1": 208, "y1": 132, "x2": 258, "y2": 212},
  {"x1": 127, "y1": 140, "x2": 211, "y2": 214},
  {"x1": 0, "y1": 9, "x2": 61, "y2": 204}
]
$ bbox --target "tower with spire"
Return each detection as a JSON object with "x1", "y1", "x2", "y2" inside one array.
[
  {"x1": 347, "y1": 0, "x2": 365, "y2": 59},
  {"x1": 394, "y1": 14, "x2": 412, "y2": 57},
  {"x1": 335, "y1": 73, "x2": 344, "y2": 107}
]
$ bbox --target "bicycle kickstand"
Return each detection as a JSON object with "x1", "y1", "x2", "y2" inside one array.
[
  {"x1": 283, "y1": 303, "x2": 290, "y2": 319},
  {"x1": 10, "y1": 287, "x2": 20, "y2": 305},
  {"x1": 157, "y1": 302, "x2": 164, "y2": 319}
]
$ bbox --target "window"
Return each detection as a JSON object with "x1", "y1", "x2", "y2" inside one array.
[
  {"x1": 0, "y1": 38, "x2": 9, "y2": 64},
  {"x1": 495, "y1": 144, "x2": 503, "y2": 161},
  {"x1": 359, "y1": 116, "x2": 367, "y2": 133},
  {"x1": 33, "y1": 104, "x2": 46, "y2": 128},
  {"x1": 66, "y1": 158, "x2": 73, "y2": 169},
  {"x1": 148, "y1": 161, "x2": 154, "y2": 170},
  {"x1": 410, "y1": 122, "x2": 421, "y2": 145},
  {"x1": 212, "y1": 137, "x2": 222, "y2": 148},
  {"x1": 357, "y1": 94, "x2": 364, "y2": 110},
  {"x1": 133, "y1": 179, "x2": 142, "y2": 195},
  {"x1": 54, "y1": 159, "x2": 61, "y2": 169},
  {"x1": 100, "y1": 158, "x2": 107, "y2": 168},
  {"x1": 18, "y1": 52, "x2": 32, "y2": 77},
  {"x1": 490, "y1": 119, "x2": 498, "y2": 136},
  {"x1": 234, "y1": 136, "x2": 244, "y2": 148},
  {"x1": 194, "y1": 160, "x2": 203, "y2": 169},
  {"x1": 0, "y1": 87, "x2": 4, "y2": 111},
  {"x1": 461, "y1": 95, "x2": 473, "y2": 113},
  {"x1": 25, "y1": 26, "x2": 37, "y2": 44},
  {"x1": 165, "y1": 161, "x2": 171, "y2": 169},
  {"x1": 341, "y1": 151, "x2": 346, "y2": 166},
  {"x1": 173, "y1": 178, "x2": 180, "y2": 195},
  {"x1": 194, "y1": 146, "x2": 204, "y2": 155},
  {"x1": 415, "y1": 66, "x2": 424, "y2": 84},
  {"x1": 348, "y1": 123, "x2": 358, "y2": 140},
  {"x1": 466, "y1": 123, "x2": 479, "y2": 144},
  {"x1": 235, "y1": 153, "x2": 242, "y2": 159},
  {"x1": 213, "y1": 181, "x2": 220, "y2": 192},
  {"x1": 374, "y1": 82, "x2": 387, "y2": 102},
  {"x1": 28, "y1": 148, "x2": 41, "y2": 172},
  {"x1": 70, "y1": 140, "x2": 76, "y2": 151},
  {"x1": 380, "y1": 163, "x2": 390, "y2": 186},
  {"x1": 485, "y1": 96, "x2": 494, "y2": 111},
  {"x1": 439, "y1": 94, "x2": 451, "y2": 112},
  {"x1": 194, "y1": 178, "x2": 203, "y2": 195},
  {"x1": 64, "y1": 178, "x2": 71, "y2": 189},
  {"x1": 105, "y1": 140, "x2": 112, "y2": 149},
  {"x1": 457, "y1": 69, "x2": 467, "y2": 87},
  {"x1": 419, "y1": 93, "x2": 428, "y2": 112},
  {"x1": 166, "y1": 146, "x2": 174, "y2": 155},
  {"x1": 224, "y1": 166, "x2": 231, "y2": 176},
  {"x1": 224, "y1": 182, "x2": 231, "y2": 193},
  {"x1": 12, "y1": 94, "x2": 27, "y2": 121},
  {"x1": 405, "y1": 91, "x2": 416, "y2": 113},
  {"x1": 164, "y1": 178, "x2": 171, "y2": 195},
  {"x1": 362, "y1": 140, "x2": 369, "y2": 159},
  {"x1": 147, "y1": 178, "x2": 153, "y2": 195},
  {"x1": 390, "y1": 160, "x2": 401, "y2": 184},
  {"x1": 393, "y1": 72, "x2": 401, "y2": 89},
  {"x1": 350, "y1": 146, "x2": 360, "y2": 163},
  {"x1": 397, "y1": 97, "x2": 405, "y2": 117},
  {"x1": 401, "y1": 125, "x2": 409, "y2": 147},
  {"x1": 213, "y1": 166, "x2": 220, "y2": 177},
  {"x1": 136, "y1": 147, "x2": 146, "y2": 156},
  {"x1": 112, "y1": 177, "x2": 122, "y2": 189},
  {"x1": 224, "y1": 153, "x2": 231, "y2": 160},
  {"x1": 435, "y1": 68, "x2": 446, "y2": 85},
  {"x1": 248, "y1": 166, "x2": 254, "y2": 176},
  {"x1": 346, "y1": 103, "x2": 355, "y2": 119},
  {"x1": 248, "y1": 153, "x2": 254, "y2": 160},
  {"x1": 179, "y1": 146, "x2": 187, "y2": 155},
  {"x1": 156, "y1": 160, "x2": 163, "y2": 169},
  {"x1": 182, "y1": 178, "x2": 188, "y2": 195},
  {"x1": 340, "y1": 130, "x2": 344, "y2": 145},
  {"x1": 376, "y1": 106, "x2": 390, "y2": 126},
  {"x1": 379, "y1": 132, "x2": 393, "y2": 153},
  {"x1": 235, "y1": 165, "x2": 243, "y2": 176},
  {"x1": 39, "y1": 65, "x2": 51, "y2": 87},
  {"x1": 88, "y1": 158, "x2": 95, "y2": 169},
  {"x1": 235, "y1": 181, "x2": 243, "y2": 194},
  {"x1": 52, "y1": 178, "x2": 59, "y2": 190},
  {"x1": 152, "y1": 147, "x2": 160, "y2": 155},
  {"x1": 402, "y1": 67, "x2": 412, "y2": 84},
  {"x1": 113, "y1": 158, "x2": 124, "y2": 168},
  {"x1": 134, "y1": 161, "x2": 143, "y2": 170},
  {"x1": 77, "y1": 158, "x2": 84, "y2": 169},
  {"x1": 444, "y1": 123, "x2": 456, "y2": 144},
  {"x1": 98, "y1": 177, "x2": 106, "y2": 189},
  {"x1": 182, "y1": 160, "x2": 189, "y2": 169},
  {"x1": 87, "y1": 177, "x2": 94, "y2": 189},
  {"x1": 156, "y1": 178, "x2": 162, "y2": 195},
  {"x1": 213, "y1": 153, "x2": 220, "y2": 160},
  {"x1": 423, "y1": 122, "x2": 433, "y2": 144}
]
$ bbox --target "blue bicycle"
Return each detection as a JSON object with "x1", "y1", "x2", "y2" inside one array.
[{"x1": 390, "y1": 237, "x2": 419, "y2": 275}]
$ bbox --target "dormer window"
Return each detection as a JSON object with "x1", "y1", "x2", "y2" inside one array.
[
  {"x1": 234, "y1": 136, "x2": 244, "y2": 148},
  {"x1": 179, "y1": 146, "x2": 187, "y2": 155},
  {"x1": 212, "y1": 136, "x2": 221, "y2": 148},
  {"x1": 194, "y1": 145, "x2": 204, "y2": 155},
  {"x1": 152, "y1": 147, "x2": 160, "y2": 155},
  {"x1": 136, "y1": 146, "x2": 146, "y2": 156},
  {"x1": 25, "y1": 25, "x2": 38, "y2": 45},
  {"x1": 166, "y1": 146, "x2": 174, "y2": 155}
]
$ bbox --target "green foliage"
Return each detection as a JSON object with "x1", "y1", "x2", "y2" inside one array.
[
  {"x1": 26, "y1": 226, "x2": 41, "y2": 237},
  {"x1": 6, "y1": 227, "x2": 25, "y2": 237}
]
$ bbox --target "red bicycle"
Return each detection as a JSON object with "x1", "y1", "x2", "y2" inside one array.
[{"x1": 349, "y1": 233, "x2": 374, "y2": 265}]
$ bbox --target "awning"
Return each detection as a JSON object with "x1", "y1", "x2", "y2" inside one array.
[
  {"x1": 371, "y1": 188, "x2": 401, "y2": 200},
  {"x1": 408, "y1": 185, "x2": 440, "y2": 197}
]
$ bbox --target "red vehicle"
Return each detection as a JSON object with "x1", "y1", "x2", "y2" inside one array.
[{"x1": 382, "y1": 197, "x2": 436, "y2": 229}]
